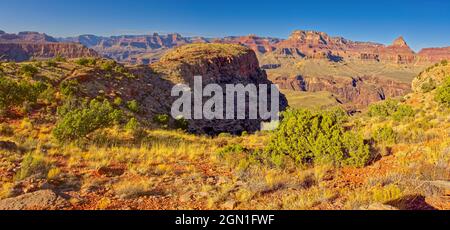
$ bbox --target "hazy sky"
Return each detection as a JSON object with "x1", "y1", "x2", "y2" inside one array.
[{"x1": 0, "y1": 0, "x2": 449, "y2": 51}]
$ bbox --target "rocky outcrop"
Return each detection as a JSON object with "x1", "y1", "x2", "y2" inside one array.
[
  {"x1": 274, "y1": 31, "x2": 419, "y2": 64},
  {"x1": 273, "y1": 74, "x2": 411, "y2": 108},
  {"x1": 213, "y1": 35, "x2": 281, "y2": 54},
  {"x1": 152, "y1": 43, "x2": 288, "y2": 134},
  {"x1": 0, "y1": 190, "x2": 69, "y2": 210},
  {"x1": 412, "y1": 61, "x2": 450, "y2": 92}
]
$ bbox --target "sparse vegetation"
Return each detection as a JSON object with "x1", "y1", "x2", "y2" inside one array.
[
  {"x1": 15, "y1": 152, "x2": 50, "y2": 181},
  {"x1": 19, "y1": 64, "x2": 38, "y2": 77},
  {"x1": 368, "y1": 99, "x2": 415, "y2": 121}
]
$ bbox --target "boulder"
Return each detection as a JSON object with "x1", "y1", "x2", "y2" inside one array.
[{"x1": 0, "y1": 190, "x2": 69, "y2": 210}]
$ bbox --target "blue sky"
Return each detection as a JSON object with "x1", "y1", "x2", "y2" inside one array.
[{"x1": 0, "y1": 0, "x2": 449, "y2": 51}]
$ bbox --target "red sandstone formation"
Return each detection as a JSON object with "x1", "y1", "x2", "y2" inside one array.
[{"x1": 0, "y1": 31, "x2": 98, "y2": 61}]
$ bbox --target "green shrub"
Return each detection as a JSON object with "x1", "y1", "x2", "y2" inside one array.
[
  {"x1": 421, "y1": 78, "x2": 436, "y2": 93},
  {"x1": 19, "y1": 64, "x2": 38, "y2": 77},
  {"x1": 175, "y1": 117, "x2": 189, "y2": 130},
  {"x1": 54, "y1": 55, "x2": 66, "y2": 62},
  {"x1": 392, "y1": 104, "x2": 415, "y2": 121},
  {"x1": 127, "y1": 100, "x2": 140, "y2": 113},
  {"x1": 53, "y1": 99, "x2": 123, "y2": 141},
  {"x1": 125, "y1": 117, "x2": 139, "y2": 131},
  {"x1": 368, "y1": 99, "x2": 399, "y2": 117},
  {"x1": 113, "y1": 97, "x2": 123, "y2": 106},
  {"x1": 0, "y1": 78, "x2": 45, "y2": 113},
  {"x1": 15, "y1": 152, "x2": 49, "y2": 181},
  {"x1": 373, "y1": 126, "x2": 397, "y2": 146},
  {"x1": 435, "y1": 76, "x2": 450, "y2": 107},
  {"x1": 153, "y1": 114, "x2": 170, "y2": 126},
  {"x1": 114, "y1": 65, "x2": 127, "y2": 74},
  {"x1": 45, "y1": 60, "x2": 57, "y2": 67},
  {"x1": 60, "y1": 80, "x2": 79, "y2": 97},
  {"x1": 75, "y1": 58, "x2": 90, "y2": 66},
  {"x1": 368, "y1": 99, "x2": 415, "y2": 121},
  {"x1": 217, "y1": 144, "x2": 247, "y2": 158},
  {"x1": 100, "y1": 60, "x2": 116, "y2": 71},
  {"x1": 266, "y1": 108, "x2": 370, "y2": 167}
]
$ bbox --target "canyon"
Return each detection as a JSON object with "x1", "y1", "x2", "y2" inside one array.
[
  {"x1": 0, "y1": 31, "x2": 98, "y2": 62},
  {"x1": 2, "y1": 29, "x2": 450, "y2": 108}
]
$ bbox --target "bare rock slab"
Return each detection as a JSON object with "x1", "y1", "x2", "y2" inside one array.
[{"x1": 0, "y1": 190, "x2": 70, "y2": 210}]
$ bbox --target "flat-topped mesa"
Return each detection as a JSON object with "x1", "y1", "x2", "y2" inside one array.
[
  {"x1": 418, "y1": 46, "x2": 450, "y2": 63},
  {"x1": 155, "y1": 43, "x2": 263, "y2": 83},
  {"x1": 151, "y1": 43, "x2": 288, "y2": 134},
  {"x1": 214, "y1": 35, "x2": 281, "y2": 54},
  {"x1": 0, "y1": 31, "x2": 58, "y2": 43},
  {"x1": 288, "y1": 30, "x2": 333, "y2": 45}
]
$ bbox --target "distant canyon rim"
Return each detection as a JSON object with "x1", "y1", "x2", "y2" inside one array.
[{"x1": 1, "y1": 29, "x2": 450, "y2": 109}]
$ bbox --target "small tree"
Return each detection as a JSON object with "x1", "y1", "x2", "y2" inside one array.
[
  {"x1": 53, "y1": 99, "x2": 123, "y2": 142},
  {"x1": 435, "y1": 76, "x2": 450, "y2": 107},
  {"x1": 266, "y1": 108, "x2": 370, "y2": 167}
]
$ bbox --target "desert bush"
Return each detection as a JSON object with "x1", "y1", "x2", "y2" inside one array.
[
  {"x1": 421, "y1": 78, "x2": 437, "y2": 93},
  {"x1": 368, "y1": 99, "x2": 415, "y2": 121},
  {"x1": 45, "y1": 60, "x2": 58, "y2": 67},
  {"x1": 15, "y1": 152, "x2": 50, "y2": 180},
  {"x1": 60, "y1": 79, "x2": 80, "y2": 97},
  {"x1": 373, "y1": 126, "x2": 397, "y2": 146},
  {"x1": 0, "y1": 78, "x2": 46, "y2": 113},
  {"x1": 174, "y1": 117, "x2": 189, "y2": 130},
  {"x1": 100, "y1": 60, "x2": 116, "y2": 71},
  {"x1": 53, "y1": 99, "x2": 123, "y2": 141},
  {"x1": 392, "y1": 104, "x2": 415, "y2": 121},
  {"x1": 113, "y1": 178, "x2": 154, "y2": 199},
  {"x1": 435, "y1": 76, "x2": 450, "y2": 107},
  {"x1": 127, "y1": 100, "x2": 140, "y2": 113},
  {"x1": 113, "y1": 97, "x2": 123, "y2": 106},
  {"x1": 125, "y1": 117, "x2": 140, "y2": 131},
  {"x1": 217, "y1": 144, "x2": 247, "y2": 157},
  {"x1": 153, "y1": 114, "x2": 169, "y2": 126},
  {"x1": 54, "y1": 55, "x2": 66, "y2": 62},
  {"x1": 75, "y1": 58, "x2": 89, "y2": 66},
  {"x1": 266, "y1": 108, "x2": 370, "y2": 167},
  {"x1": 368, "y1": 99, "x2": 399, "y2": 117},
  {"x1": 19, "y1": 64, "x2": 38, "y2": 77}
]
